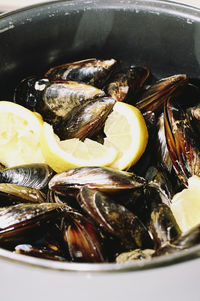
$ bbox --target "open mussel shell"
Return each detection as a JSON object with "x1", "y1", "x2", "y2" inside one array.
[
  {"x1": 136, "y1": 74, "x2": 187, "y2": 114},
  {"x1": 44, "y1": 58, "x2": 117, "y2": 88},
  {"x1": 0, "y1": 163, "x2": 55, "y2": 191},
  {"x1": 62, "y1": 211, "x2": 105, "y2": 263},
  {"x1": 0, "y1": 183, "x2": 46, "y2": 206},
  {"x1": 0, "y1": 203, "x2": 63, "y2": 243},
  {"x1": 48, "y1": 166, "x2": 146, "y2": 196},
  {"x1": 105, "y1": 65, "x2": 150, "y2": 103},
  {"x1": 164, "y1": 98, "x2": 200, "y2": 186},
  {"x1": 54, "y1": 97, "x2": 115, "y2": 140},
  {"x1": 77, "y1": 186, "x2": 154, "y2": 250}
]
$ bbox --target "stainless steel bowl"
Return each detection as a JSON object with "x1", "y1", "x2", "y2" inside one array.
[{"x1": 0, "y1": 0, "x2": 200, "y2": 272}]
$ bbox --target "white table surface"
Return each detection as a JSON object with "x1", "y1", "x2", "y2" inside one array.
[{"x1": 0, "y1": 1, "x2": 200, "y2": 300}]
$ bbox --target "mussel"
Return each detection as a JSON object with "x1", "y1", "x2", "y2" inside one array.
[
  {"x1": 0, "y1": 203, "x2": 62, "y2": 242},
  {"x1": 105, "y1": 66, "x2": 150, "y2": 102},
  {"x1": 149, "y1": 203, "x2": 181, "y2": 249},
  {"x1": 0, "y1": 183, "x2": 46, "y2": 206},
  {"x1": 44, "y1": 58, "x2": 117, "y2": 88},
  {"x1": 48, "y1": 166, "x2": 146, "y2": 196},
  {"x1": 154, "y1": 224, "x2": 200, "y2": 256},
  {"x1": 0, "y1": 163, "x2": 55, "y2": 191},
  {"x1": 136, "y1": 74, "x2": 187, "y2": 113},
  {"x1": 14, "y1": 77, "x2": 105, "y2": 126},
  {"x1": 54, "y1": 97, "x2": 115, "y2": 140},
  {"x1": 156, "y1": 114, "x2": 173, "y2": 173},
  {"x1": 116, "y1": 248, "x2": 155, "y2": 263},
  {"x1": 77, "y1": 186, "x2": 154, "y2": 250},
  {"x1": 62, "y1": 211, "x2": 105, "y2": 262},
  {"x1": 164, "y1": 98, "x2": 200, "y2": 186}
]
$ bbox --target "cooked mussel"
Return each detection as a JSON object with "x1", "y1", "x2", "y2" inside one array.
[
  {"x1": 145, "y1": 166, "x2": 174, "y2": 200},
  {"x1": 136, "y1": 74, "x2": 187, "y2": 113},
  {"x1": 0, "y1": 183, "x2": 46, "y2": 206},
  {"x1": 62, "y1": 211, "x2": 105, "y2": 262},
  {"x1": 14, "y1": 77, "x2": 105, "y2": 126},
  {"x1": 0, "y1": 203, "x2": 62, "y2": 242},
  {"x1": 54, "y1": 97, "x2": 115, "y2": 140},
  {"x1": 116, "y1": 248, "x2": 155, "y2": 263},
  {"x1": 44, "y1": 58, "x2": 117, "y2": 88},
  {"x1": 77, "y1": 186, "x2": 154, "y2": 250},
  {"x1": 154, "y1": 224, "x2": 200, "y2": 256},
  {"x1": 48, "y1": 166, "x2": 146, "y2": 196},
  {"x1": 156, "y1": 114, "x2": 173, "y2": 173},
  {"x1": 0, "y1": 163, "x2": 55, "y2": 191},
  {"x1": 164, "y1": 98, "x2": 200, "y2": 186},
  {"x1": 149, "y1": 203, "x2": 181, "y2": 249},
  {"x1": 105, "y1": 66, "x2": 149, "y2": 102}
]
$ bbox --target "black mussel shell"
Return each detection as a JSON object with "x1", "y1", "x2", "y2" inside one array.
[
  {"x1": 14, "y1": 77, "x2": 105, "y2": 126},
  {"x1": 48, "y1": 166, "x2": 146, "y2": 196},
  {"x1": 149, "y1": 203, "x2": 181, "y2": 249},
  {"x1": 77, "y1": 186, "x2": 154, "y2": 250},
  {"x1": 154, "y1": 224, "x2": 200, "y2": 256},
  {"x1": 136, "y1": 74, "x2": 187, "y2": 114},
  {"x1": 62, "y1": 211, "x2": 105, "y2": 262},
  {"x1": 54, "y1": 97, "x2": 115, "y2": 140},
  {"x1": 0, "y1": 163, "x2": 55, "y2": 191},
  {"x1": 164, "y1": 98, "x2": 200, "y2": 186},
  {"x1": 105, "y1": 65, "x2": 150, "y2": 103},
  {"x1": 0, "y1": 203, "x2": 62, "y2": 242},
  {"x1": 0, "y1": 183, "x2": 46, "y2": 206},
  {"x1": 44, "y1": 58, "x2": 117, "y2": 88}
]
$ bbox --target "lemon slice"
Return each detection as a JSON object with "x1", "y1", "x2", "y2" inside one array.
[
  {"x1": 171, "y1": 175, "x2": 200, "y2": 233},
  {"x1": 40, "y1": 122, "x2": 117, "y2": 172},
  {"x1": 0, "y1": 101, "x2": 45, "y2": 167},
  {"x1": 104, "y1": 102, "x2": 148, "y2": 170}
]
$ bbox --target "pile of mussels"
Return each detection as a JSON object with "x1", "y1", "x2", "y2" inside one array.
[{"x1": 0, "y1": 58, "x2": 200, "y2": 264}]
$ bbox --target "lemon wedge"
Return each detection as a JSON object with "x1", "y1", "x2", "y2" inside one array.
[
  {"x1": 104, "y1": 102, "x2": 148, "y2": 170},
  {"x1": 0, "y1": 101, "x2": 45, "y2": 167},
  {"x1": 171, "y1": 175, "x2": 200, "y2": 233},
  {"x1": 40, "y1": 122, "x2": 117, "y2": 172}
]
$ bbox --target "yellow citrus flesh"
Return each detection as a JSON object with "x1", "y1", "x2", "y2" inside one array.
[
  {"x1": 40, "y1": 122, "x2": 117, "y2": 172},
  {"x1": 171, "y1": 175, "x2": 200, "y2": 233},
  {"x1": 0, "y1": 101, "x2": 45, "y2": 167},
  {"x1": 104, "y1": 102, "x2": 148, "y2": 170}
]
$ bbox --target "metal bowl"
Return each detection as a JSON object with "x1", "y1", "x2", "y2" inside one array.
[{"x1": 0, "y1": 0, "x2": 200, "y2": 272}]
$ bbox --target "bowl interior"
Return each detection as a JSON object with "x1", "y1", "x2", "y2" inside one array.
[{"x1": 0, "y1": 0, "x2": 200, "y2": 272}]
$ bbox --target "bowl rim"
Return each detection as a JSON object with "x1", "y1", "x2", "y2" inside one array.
[
  {"x1": 0, "y1": 0, "x2": 200, "y2": 273},
  {"x1": 0, "y1": 0, "x2": 200, "y2": 20}
]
